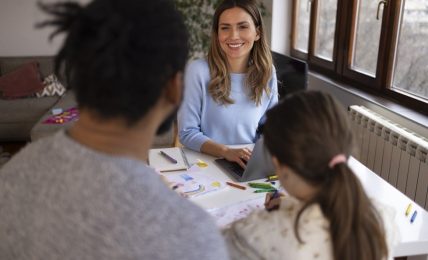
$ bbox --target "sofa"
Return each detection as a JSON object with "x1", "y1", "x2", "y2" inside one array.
[
  {"x1": 0, "y1": 56, "x2": 63, "y2": 141},
  {"x1": 0, "y1": 56, "x2": 175, "y2": 147}
]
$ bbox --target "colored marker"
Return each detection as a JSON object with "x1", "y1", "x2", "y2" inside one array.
[
  {"x1": 226, "y1": 181, "x2": 246, "y2": 190},
  {"x1": 160, "y1": 151, "x2": 177, "y2": 164},
  {"x1": 254, "y1": 189, "x2": 277, "y2": 193},
  {"x1": 248, "y1": 182, "x2": 275, "y2": 189},
  {"x1": 405, "y1": 203, "x2": 412, "y2": 216},
  {"x1": 410, "y1": 210, "x2": 418, "y2": 223},
  {"x1": 267, "y1": 175, "x2": 278, "y2": 181},
  {"x1": 266, "y1": 190, "x2": 281, "y2": 212}
]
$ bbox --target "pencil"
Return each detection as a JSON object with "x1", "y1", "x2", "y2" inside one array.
[{"x1": 226, "y1": 181, "x2": 246, "y2": 190}]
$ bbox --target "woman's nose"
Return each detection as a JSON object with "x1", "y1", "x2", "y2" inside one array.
[{"x1": 229, "y1": 28, "x2": 239, "y2": 39}]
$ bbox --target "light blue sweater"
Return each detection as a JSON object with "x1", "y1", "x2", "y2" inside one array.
[{"x1": 178, "y1": 59, "x2": 278, "y2": 151}]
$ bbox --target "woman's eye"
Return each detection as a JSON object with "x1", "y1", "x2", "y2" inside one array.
[{"x1": 220, "y1": 27, "x2": 229, "y2": 31}]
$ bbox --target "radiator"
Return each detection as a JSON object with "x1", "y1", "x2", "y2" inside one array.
[{"x1": 349, "y1": 105, "x2": 428, "y2": 210}]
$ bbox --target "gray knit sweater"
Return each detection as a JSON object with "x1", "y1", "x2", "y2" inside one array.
[{"x1": 0, "y1": 130, "x2": 228, "y2": 260}]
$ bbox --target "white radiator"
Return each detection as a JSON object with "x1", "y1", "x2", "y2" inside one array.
[{"x1": 349, "y1": 106, "x2": 428, "y2": 210}]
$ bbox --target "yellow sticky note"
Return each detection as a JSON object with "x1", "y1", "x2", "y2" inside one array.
[
  {"x1": 211, "y1": 181, "x2": 220, "y2": 187},
  {"x1": 196, "y1": 159, "x2": 208, "y2": 168}
]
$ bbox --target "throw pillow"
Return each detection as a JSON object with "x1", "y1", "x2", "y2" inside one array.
[
  {"x1": 36, "y1": 74, "x2": 66, "y2": 97},
  {"x1": 0, "y1": 62, "x2": 44, "y2": 98}
]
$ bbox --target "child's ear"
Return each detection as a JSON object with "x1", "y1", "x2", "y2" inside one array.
[
  {"x1": 164, "y1": 72, "x2": 183, "y2": 106},
  {"x1": 271, "y1": 156, "x2": 281, "y2": 169}
]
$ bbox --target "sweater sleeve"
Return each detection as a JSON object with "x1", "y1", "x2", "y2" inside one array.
[
  {"x1": 257, "y1": 66, "x2": 279, "y2": 130},
  {"x1": 178, "y1": 60, "x2": 211, "y2": 151}
]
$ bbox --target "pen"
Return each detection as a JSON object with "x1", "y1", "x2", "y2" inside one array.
[
  {"x1": 160, "y1": 151, "x2": 177, "y2": 164},
  {"x1": 410, "y1": 210, "x2": 418, "y2": 223},
  {"x1": 405, "y1": 203, "x2": 412, "y2": 216},
  {"x1": 226, "y1": 181, "x2": 246, "y2": 190}
]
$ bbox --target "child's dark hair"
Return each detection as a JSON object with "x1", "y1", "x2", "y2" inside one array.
[
  {"x1": 38, "y1": 0, "x2": 188, "y2": 125},
  {"x1": 263, "y1": 91, "x2": 388, "y2": 260}
]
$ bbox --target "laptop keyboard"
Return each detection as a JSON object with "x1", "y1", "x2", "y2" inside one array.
[{"x1": 215, "y1": 158, "x2": 245, "y2": 178}]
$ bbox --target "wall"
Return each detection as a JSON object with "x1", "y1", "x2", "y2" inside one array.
[
  {"x1": 271, "y1": 0, "x2": 292, "y2": 55},
  {"x1": 0, "y1": 0, "x2": 90, "y2": 56}
]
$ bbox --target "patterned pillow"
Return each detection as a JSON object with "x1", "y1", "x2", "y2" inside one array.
[{"x1": 36, "y1": 74, "x2": 66, "y2": 97}]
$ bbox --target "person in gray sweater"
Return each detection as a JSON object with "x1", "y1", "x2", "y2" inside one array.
[{"x1": 0, "y1": 0, "x2": 229, "y2": 259}]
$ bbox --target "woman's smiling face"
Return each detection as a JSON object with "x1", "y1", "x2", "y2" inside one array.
[{"x1": 217, "y1": 7, "x2": 260, "y2": 66}]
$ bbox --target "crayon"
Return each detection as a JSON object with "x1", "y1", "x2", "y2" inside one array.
[{"x1": 226, "y1": 181, "x2": 246, "y2": 190}]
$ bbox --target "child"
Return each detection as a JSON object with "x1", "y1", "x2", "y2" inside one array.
[{"x1": 222, "y1": 91, "x2": 397, "y2": 260}]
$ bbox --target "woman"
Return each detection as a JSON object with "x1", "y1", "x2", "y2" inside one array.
[
  {"x1": 222, "y1": 91, "x2": 398, "y2": 260},
  {"x1": 178, "y1": 0, "x2": 278, "y2": 168}
]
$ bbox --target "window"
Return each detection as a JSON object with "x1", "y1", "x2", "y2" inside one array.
[{"x1": 291, "y1": 0, "x2": 428, "y2": 113}]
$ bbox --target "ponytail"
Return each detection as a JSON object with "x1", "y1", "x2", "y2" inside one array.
[{"x1": 294, "y1": 164, "x2": 388, "y2": 260}]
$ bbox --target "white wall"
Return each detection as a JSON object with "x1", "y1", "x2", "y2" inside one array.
[{"x1": 0, "y1": 0, "x2": 90, "y2": 56}]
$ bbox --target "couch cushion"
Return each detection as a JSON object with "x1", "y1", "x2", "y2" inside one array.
[{"x1": 0, "y1": 62, "x2": 44, "y2": 98}]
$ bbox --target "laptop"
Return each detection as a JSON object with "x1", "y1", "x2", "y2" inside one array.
[{"x1": 214, "y1": 136, "x2": 275, "y2": 182}]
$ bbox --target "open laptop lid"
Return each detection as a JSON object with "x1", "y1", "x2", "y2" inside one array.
[{"x1": 215, "y1": 136, "x2": 276, "y2": 182}]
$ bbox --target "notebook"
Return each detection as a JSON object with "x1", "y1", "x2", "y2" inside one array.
[
  {"x1": 148, "y1": 147, "x2": 189, "y2": 172},
  {"x1": 214, "y1": 136, "x2": 275, "y2": 182}
]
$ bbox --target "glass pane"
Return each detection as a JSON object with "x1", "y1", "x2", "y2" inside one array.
[
  {"x1": 314, "y1": 0, "x2": 338, "y2": 61},
  {"x1": 295, "y1": 0, "x2": 311, "y2": 53},
  {"x1": 351, "y1": 0, "x2": 383, "y2": 76},
  {"x1": 392, "y1": 0, "x2": 428, "y2": 100}
]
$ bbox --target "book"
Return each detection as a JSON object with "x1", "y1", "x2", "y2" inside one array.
[
  {"x1": 148, "y1": 147, "x2": 189, "y2": 172},
  {"x1": 162, "y1": 169, "x2": 224, "y2": 198}
]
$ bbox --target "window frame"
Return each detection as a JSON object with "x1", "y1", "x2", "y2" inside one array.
[{"x1": 290, "y1": 0, "x2": 428, "y2": 115}]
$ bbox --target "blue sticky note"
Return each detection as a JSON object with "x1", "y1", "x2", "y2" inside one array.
[{"x1": 179, "y1": 173, "x2": 193, "y2": 181}]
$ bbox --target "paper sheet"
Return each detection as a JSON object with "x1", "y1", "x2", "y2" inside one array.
[
  {"x1": 207, "y1": 196, "x2": 266, "y2": 228},
  {"x1": 161, "y1": 169, "x2": 224, "y2": 198}
]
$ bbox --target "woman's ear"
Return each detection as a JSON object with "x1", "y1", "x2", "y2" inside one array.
[
  {"x1": 164, "y1": 72, "x2": 183, "y2": 106},
  {"x1": 255, "y1": 26, "x2": 261, "y2": 41}
]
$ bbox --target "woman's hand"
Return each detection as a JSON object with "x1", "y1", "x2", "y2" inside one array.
[
  {"x1": 223, "y1": 147, "x2": 252, "y2": 169},
  {"x1": 264, "y1": 191, "x2": 284, "y2": 211}
]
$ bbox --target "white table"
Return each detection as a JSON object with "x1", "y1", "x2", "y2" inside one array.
[{"x1": 181, "y1": 148, "x2": 428, "y2": 259}]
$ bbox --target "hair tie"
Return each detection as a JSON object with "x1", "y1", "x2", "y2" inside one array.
[{"x1": 328, "y1": 154, "x2": 347, "y2": 169}]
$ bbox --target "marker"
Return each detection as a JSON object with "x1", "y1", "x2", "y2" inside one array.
[
  {"x1": 405, "y1": 203, "x2": 412, "y2": 216},
  {"x1": 160, "y1": 151, "x2": 177, "y2": 164},
  {"x1": 266, "y1": 190, "x2": 281, "y2": 212},
  {"x1": 226, "y1": 181, "x2": 246, "y2": 190},
  {"x1": 254, "y1": 189, "x2": 277, "y2": 193},
  {"x1": 248, "y1": 182, "x2": 274, "y2": 189},
  {"x1": 410, "y1": 210, "x2": 418, "y2": 223},
  {"x1": 267, "y1": 175, "x2": 278, "y2": 181}
]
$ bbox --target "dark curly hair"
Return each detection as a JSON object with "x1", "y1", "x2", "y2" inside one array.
[{"x1": 38, "y1": 0, "x2": 188, "y2": 125}]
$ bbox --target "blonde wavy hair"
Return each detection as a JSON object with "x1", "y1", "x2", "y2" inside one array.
[{"x1": 208, "y1": 0, "x2": 273, "y2": 106}]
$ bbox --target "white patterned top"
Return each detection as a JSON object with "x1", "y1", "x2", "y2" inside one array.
[{"x1": 222, "y1": 196, "x2": 398, "y2": 260}]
